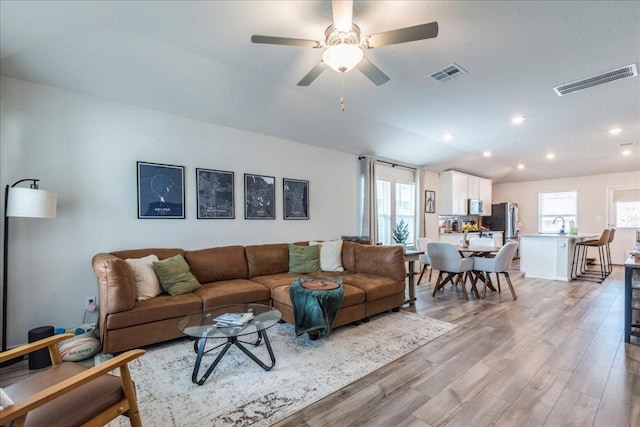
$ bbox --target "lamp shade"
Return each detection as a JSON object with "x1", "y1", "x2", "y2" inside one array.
[
  {"x1": 7, "y1": 187, "x2": 57, "y2": 218},
  {"x1": 322, "y1": 44, "x2": 364, "y2": 73}
]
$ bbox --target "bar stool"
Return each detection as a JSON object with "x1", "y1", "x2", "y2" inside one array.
[
  {"x1": 605, "y1": 228, "x2": 615, "y2": 275},
  {"x1": 571, "y1": 229, "x2": 610, "y2": 283}
]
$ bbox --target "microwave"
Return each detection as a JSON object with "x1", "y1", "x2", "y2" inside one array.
[{"x1": 468, "y1": 198, "x2": 483, "y2": 215}]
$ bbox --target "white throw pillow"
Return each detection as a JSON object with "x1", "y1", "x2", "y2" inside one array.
[
  {"x1": 126, "y1": 254, "x2": 163, "y2": 300},
  {"x1": 309, "y1": 240, "x2": 344, "y2": 272}
]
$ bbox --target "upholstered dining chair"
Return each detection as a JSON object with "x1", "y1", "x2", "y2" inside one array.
[
  {"x1": 427, "y1": 242, "x2": 477, "y2": 300},
  {"x1": 416, "y1": 237, "x2": 433, "y2": 284},
  {"x1": 0, "y1": 333, "x2": 145, "y2": 427},
  {"x1": 472, "y1": 241, "x2": 519, "y2": 299}
]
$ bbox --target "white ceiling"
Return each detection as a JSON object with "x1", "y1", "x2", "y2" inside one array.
[{"x1": 1, "y1": 0, "x2": 639, "y2": 183}]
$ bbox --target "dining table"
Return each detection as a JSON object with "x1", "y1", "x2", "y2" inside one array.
[
  {"x1": 454, "y1": 245, "x2": 500, "y2": 293},
  {"x1": 404, "y1": 249, "x2": 423, "y2": 305}
]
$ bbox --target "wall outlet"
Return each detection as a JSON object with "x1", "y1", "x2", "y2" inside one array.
[{"x1": 86, "y1": 296, "x2": 96, "y2": 307}]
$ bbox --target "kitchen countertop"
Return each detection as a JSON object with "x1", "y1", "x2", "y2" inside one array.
[{"x1": 520, "y1": 233, "x2": 598, "y2": 239}]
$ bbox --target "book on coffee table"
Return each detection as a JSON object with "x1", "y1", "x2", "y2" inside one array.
[{"x1": 213, "y1": 312, "x2": 254, "y2": 326}]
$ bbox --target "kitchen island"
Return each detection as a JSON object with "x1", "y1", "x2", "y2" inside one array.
[{"x1": 519, "y1": 233, "x2": 598, "y2": 281}]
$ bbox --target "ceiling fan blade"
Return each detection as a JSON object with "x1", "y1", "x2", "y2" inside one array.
[
  {"x1": 332, "y1": 0, "x2": 353, "y2": 32},
  {"x1": 297, "y1": 61, "x2": 327, "y2": 86},
  {"x1": 364, "y1": 22, "x2": 439, "y2": 48},
  {"x1": 251, "y1": 35, "x2": 321, "y2": 48},
  {"x1": 356, "y1": 58, "x2": 390, "y2": 86}
]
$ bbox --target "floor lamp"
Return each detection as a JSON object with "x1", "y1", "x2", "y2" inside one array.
[{"x1": 2, "y1": 179, "x2": 57, "y2": 355}]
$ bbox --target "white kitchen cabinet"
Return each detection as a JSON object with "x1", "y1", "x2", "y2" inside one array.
[
  {"x1": 467, "y1": 175, "x2": 481, "y2": 199},
  {"x1": 439, "y1": 232, "x2": 480, "y2": 245},
  {"x1": 479, "y1": 178, "x2": 492, "y2": 216},
  {"x1": 440, "y1": 171, "x2": 469, "y2": 215}
]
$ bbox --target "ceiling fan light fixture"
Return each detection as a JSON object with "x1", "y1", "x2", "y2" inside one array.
[{"x1": 322, "y1": 43, "x2": 363, "y2": 73}]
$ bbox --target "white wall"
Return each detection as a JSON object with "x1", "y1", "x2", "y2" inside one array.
[
  {"x1": 0, "y1": 77, "x2": 359, "y2": 347},
  {"x1": 493, "y1": 171, "x2": 640, "y2": 263}
]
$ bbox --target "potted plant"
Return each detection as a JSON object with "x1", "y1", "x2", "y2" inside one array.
[{"x1": 392, "y1": 219, "x2": 410, "y2": 246}]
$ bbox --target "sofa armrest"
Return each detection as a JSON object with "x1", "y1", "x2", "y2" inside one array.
[
  {"x1": 92, "y1": 253, "x2": 136, "y2": 315},
  {"x1": 355, "y1": 245, "x2": 406, "y2": 282}
]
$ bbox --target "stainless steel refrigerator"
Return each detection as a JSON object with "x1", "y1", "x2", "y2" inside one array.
[{"x1": 491, "y1": 202, "x2": 519, "y2": 256}]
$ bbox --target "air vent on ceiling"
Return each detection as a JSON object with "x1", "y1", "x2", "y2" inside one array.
[
  {"x1": 429, "y1": 63, "x2": 467, "y2": 83},
  {"x1": 618, "y1": 142, "x2": 636, "y2": 148},
  {"x1": 553, "y1": 64, "x2": 637, "y2": 96}
]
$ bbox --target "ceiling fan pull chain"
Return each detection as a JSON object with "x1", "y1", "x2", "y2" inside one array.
[{"x1": 340, "y1": 73, "x2": 346, "y2": 111}]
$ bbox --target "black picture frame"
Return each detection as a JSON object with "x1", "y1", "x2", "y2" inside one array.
[
  {"x1": 137, "y1": 161, "x2": 185, "y2": 219},
  {"x1": 196, "y1": 168, "x2": 234, "y2": 219},
  {"x1": 283, "y1": 178, "x2": 309, "y2": 220},
  {"x1": 244, "y1": 173, "x2": 275, "y2": 219},
  {"x1": 425, "y1": 190, "x2": 436, "y2": 213}
]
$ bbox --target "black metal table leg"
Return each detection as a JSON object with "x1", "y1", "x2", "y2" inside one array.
[{"x1": 191, "y1": 329, "x2": 276, "y2": 385}]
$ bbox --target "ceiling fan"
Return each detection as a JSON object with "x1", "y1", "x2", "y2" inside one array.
[{"x1": 251, "y1": 0, "x2": 439, "y2": 87}]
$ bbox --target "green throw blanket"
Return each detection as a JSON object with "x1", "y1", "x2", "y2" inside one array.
[{"x1": 289, "y1": 278, "x2": 344, "y2": 337}]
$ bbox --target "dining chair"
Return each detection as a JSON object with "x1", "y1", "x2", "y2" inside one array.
[
  {"x1": 427, "y1": 242, "x2": 477, "y2": 300},
  {"x1": 605, "y1": 228, "x2": 615, "y2": 275},
  {"x1": 472, "y1": 241, "x2": 519, "y2": 299},
  {"x1": 416, "y1": 237, "x2": 432, "y2": 284},
  {"x1": 0, "y1": 333, "x2": 145, "y2": 427}
]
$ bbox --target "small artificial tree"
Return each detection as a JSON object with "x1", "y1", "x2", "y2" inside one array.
[{"x1": 392, "y1": 219, "x2": 410, "y2": 244}]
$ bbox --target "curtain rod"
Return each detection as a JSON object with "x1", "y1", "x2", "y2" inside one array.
[{"x1": 358, "y1": 156, "x2": 417, "y2": 171}]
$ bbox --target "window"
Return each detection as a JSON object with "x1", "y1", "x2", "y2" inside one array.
[
  {"x1": 538, "y1": 191, "x2": 577, "y2": 233},
  {"x1": 611, "y1": 187, "x2": 640, "y2": 228},
  {"x1": 375, "y1": 164, "x2": 416, "y2": 245}
]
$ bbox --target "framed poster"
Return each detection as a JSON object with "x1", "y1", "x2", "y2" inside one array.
[
  {"x1": 244, "y1": 173, "x2": 275, "y2": 219},
  {"x1": 425, "y1": 190, "x2": 436, "y2": 213},
  {"x1": 283, "y1": 178, "x2": 309, "y2": 220},
  {"x1": 137, "y1": 161, "x2": 185, "y2": 219},
  {"x1": 196, "y1": 168, "x2": 234, "y2": 219}
]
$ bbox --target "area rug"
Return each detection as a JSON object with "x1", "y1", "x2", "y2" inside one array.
[{"x1": 106, "y1": 310, "x2": 456, "y2": 427}]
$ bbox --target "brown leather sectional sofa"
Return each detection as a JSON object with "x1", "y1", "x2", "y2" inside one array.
[{"x1": 92, "y1": 241, "x2": 406, "y2": 354}]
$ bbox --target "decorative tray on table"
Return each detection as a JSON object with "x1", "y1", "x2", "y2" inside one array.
[{"x1": 302, "y1": 280, "x2": 340, "y2": 291}]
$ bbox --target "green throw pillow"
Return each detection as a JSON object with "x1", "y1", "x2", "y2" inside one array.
[
  {"x1": 289, "y1": 244, "x2": 321, "y2": 274},
  {"x1": 152, "y1": 254, "x2": 201, "y2": 296}
]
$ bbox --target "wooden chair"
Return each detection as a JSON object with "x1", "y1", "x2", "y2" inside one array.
[
  {"x1": 416, "y1": 237, "x2": 433, "y2": 284},
  {"x1": 0, "y1": 333, "x2": 145, "y2": 427},
  {"x1": 472, "y1": 241, "x2": 519, "y2": 299}
]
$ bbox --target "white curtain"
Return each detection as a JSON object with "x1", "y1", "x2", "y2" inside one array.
[
  {"x1": 418, "y1": 168, "x2": 428, "y2": 239},
  {"x1": 359, "y1": 156, "x2": 378, "y2": 244}
]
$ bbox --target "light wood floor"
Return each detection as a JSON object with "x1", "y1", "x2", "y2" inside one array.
[
  {"x1": 2, "y1": 266, "x2": 637, "y2": 426},
  {"x1": 274, "y1": 265, "x2": 640, "y2": 427}
]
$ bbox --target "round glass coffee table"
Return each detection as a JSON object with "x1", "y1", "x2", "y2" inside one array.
[{"x1": 177, "y1": 303, "x2": 281, "y2": 385}]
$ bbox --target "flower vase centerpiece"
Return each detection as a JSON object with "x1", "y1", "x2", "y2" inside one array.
[
  {"x1": 392, "y1": 219, "x2": 410, "y2": 250},
  {"x1": 461, "y1": 223, "x2": 473, "y2": 248}
]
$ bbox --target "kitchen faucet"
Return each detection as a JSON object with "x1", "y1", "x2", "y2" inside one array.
[{"x1": 553, "y1": 216, "x2": 565, "y2": 234}]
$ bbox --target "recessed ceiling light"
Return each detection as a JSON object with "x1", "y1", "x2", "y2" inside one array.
[
  {"x1": 483, "y1": 151, "x2": 491, "y2": 157},
  {"x1": 511, "y1": 115, "x2": 525, "y2": 125},
  {"x1": 517, "y1": 164, "x2": 525, "y2": 169},
  {"x1": 622, "y1": 149, "x2": 632, "y2": 156},
  {"x1": 546, "y1": 153, "x2": 556, "y2": 159},
  {"x1": 442, "y1": 132, "x2": 454, "y2": 141},
  {"x1": 609, "y1": 127, "x2": 623, "y2": 135}
]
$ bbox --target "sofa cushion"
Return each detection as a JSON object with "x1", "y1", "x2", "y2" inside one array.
[
  {"x1": 309, "y1": 240, "x2": 344, "y2": 272},
  {"x1": 105, "y1": 292, "x2": 202, "y2": 329},
  {"x1": 184, "y1": 246, "x2": 248, "y2": 283},
  {"x1": 111, "y1": 248, "x2": 185, "y2": 261},
  {"x1": 126, "y1": 254, "x2": 163, "y2": 301},
  {"x1": 271, "y1": 283, "x2": 365, "y2": 308},
  {"x1": 251, "y1": 272, "x2": 305, "y2": 291},
  {"x1": 288, "y1": 244, "x2": 321, "y2": 274},
  {"x1": 355, "y1": 245, "x2": 406, "y2": 282},
  {"x1": 341, "y1": 241, "x2": 358, "y2": 271},
  {"x1": 152, "y1": 254, "x2": 201, "y2": 296},
  {"x1": 194, "y1": 279, "x2": 271, "y2": 309},
  {"x1": 245, "y1": 244, "x2": 289, "y2": 277},
  {"x1": 343, "y1": 273, "x2": 405, "y2": 301}
]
